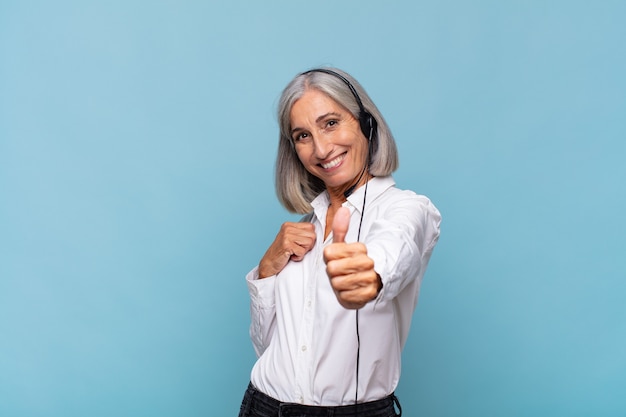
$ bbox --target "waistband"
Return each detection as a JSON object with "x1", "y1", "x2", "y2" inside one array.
[{"x1": 244, "y1": 382, "x2": 402, "y2": 417}]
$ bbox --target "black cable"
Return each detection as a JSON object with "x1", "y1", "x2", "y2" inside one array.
[
  {"x1": 353, "y1": 132, "x2": 371, "y2": 414},
  {"x1": 355, "y1": 309, "x2": 360, "y2": 411}
]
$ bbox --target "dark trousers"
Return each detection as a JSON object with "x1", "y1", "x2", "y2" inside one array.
[{"x1": 238, "y1": 382, "x2": 402, "y2": 417}]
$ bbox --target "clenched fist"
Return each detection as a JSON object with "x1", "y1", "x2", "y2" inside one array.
[{"x1": 258, "y1": 222, "x2": 316, "y2": 278}]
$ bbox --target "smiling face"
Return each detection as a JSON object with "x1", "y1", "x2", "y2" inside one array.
[{"x1": 289, "y1": 89, "x2": 369, "y2": 197}]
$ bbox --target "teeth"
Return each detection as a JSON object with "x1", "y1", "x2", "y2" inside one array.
[{"x1": 321, "y1": 154, "x2": 345, "y2": 169}]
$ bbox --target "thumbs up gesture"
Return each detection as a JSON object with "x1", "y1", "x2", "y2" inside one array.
[{"x1": 323, "y1": 207, "x2": 383, "y2": 309}]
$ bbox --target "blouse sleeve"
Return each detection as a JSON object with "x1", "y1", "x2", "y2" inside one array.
[
  {"x1": 365, "y1": 192, "x2": 441, "y2": 305},
  {"x1": 246, "y1": 266, "x2": 277, "y2": 357}
]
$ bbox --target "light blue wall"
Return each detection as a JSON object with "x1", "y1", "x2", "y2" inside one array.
[{"x1": 1, "y1": 1, "x2": 625, "y2": 416}]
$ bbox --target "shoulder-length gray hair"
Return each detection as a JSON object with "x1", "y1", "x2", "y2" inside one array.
[{"x1": 275, "y1": 68, "x2": 399, "y2": 214}]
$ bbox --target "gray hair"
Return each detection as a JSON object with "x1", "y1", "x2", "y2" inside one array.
[{"x1": 275, "y1": 68, "x2": 399, "y2": 214}]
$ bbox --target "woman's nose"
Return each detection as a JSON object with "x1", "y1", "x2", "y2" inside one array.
[{"x1": 312, "y1": 133, "x2": 332, "y2": 159}]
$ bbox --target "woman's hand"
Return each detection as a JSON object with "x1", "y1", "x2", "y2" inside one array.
[
  {"x1": 258, "y1": 222, "x2": 316, "y2": 278},
  {"x1": 323, "y1": 207, "x2": 382, "y2": 309}
]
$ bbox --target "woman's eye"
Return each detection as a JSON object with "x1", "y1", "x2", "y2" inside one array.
[
  {"x1": 326, "y1": 120, "x2": 337, "y2": 127},
  {"x1": 294, "y1": 132, "x2": 309, "y2": 142}
]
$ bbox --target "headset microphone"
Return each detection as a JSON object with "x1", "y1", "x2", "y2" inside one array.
[
  {"x1": 343, "y1": 110, "x2": 374, "y2": 199},
  {"x1": 343, "y1": 153, "x2": 370, "y2": 198}
]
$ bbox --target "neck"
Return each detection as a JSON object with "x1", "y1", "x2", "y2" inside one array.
[{"x1": 327, "y1": 173, "x2": 373, "y2": 208}]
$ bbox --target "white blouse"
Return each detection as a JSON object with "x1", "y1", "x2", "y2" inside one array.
[{"x1": 246, "y1": 176, "x2": 441, "y2": 406}]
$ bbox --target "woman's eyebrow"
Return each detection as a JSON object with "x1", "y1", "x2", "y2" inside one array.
[
  {"x1": 315, "y1": 112, "x2": 342, "y2": 124},
  {"x1": 290, "y1": 126, "x2": 304, "y2": 137},
  {"x1": 290, "y1": 112, "x2": 343, "y2": 136}
]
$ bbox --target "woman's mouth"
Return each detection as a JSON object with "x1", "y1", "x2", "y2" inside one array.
[{"x1": 320, "y1": 153, "x2": 346, "y2": 170}]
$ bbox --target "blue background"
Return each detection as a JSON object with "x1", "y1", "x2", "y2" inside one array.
[{"x1": 1, "y1": 1, "x2": 625, "y2": 416}]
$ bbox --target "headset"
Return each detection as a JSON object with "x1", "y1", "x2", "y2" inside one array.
[
  {"x1": 301, "y1": 68, "x2": 378, "y2": 198},
  {"x1": 301, "y1": 68, "x2": 376, "y2": 410},
  {"x1": 302, "y1": 68, "x2": 378, "y2": 148}
]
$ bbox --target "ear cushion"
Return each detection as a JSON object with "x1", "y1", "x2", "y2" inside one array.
[
  {"x1": 358, "y1": 112, "x2": 373, "y2": 140},
  {"x1": 359, "y1": 111, "x2": 378, "y2": 156}
]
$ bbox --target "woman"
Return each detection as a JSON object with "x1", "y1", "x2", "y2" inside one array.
[{"x1": 239, "y1": 68, "x2": 441, "y2": 417}]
